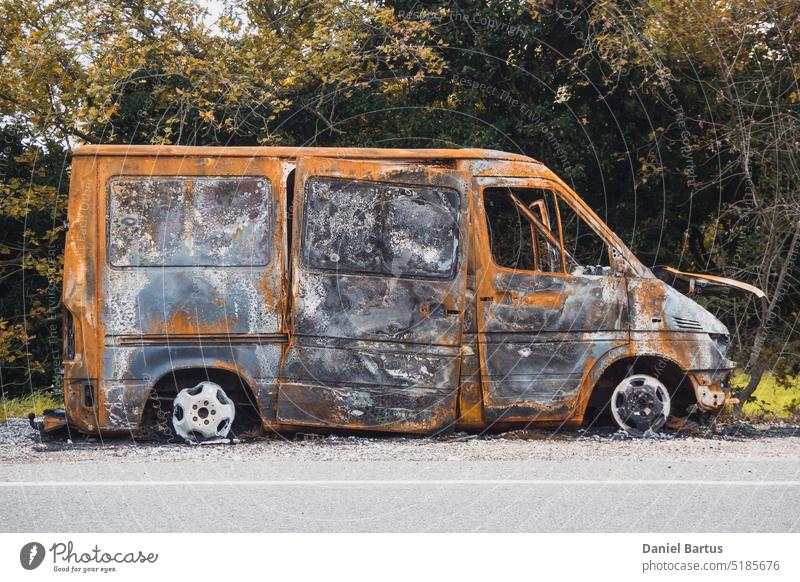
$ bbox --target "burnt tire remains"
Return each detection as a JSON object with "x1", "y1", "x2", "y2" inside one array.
[{"x1": 140, "y1": 368, "x2": 263, "y2": 442}]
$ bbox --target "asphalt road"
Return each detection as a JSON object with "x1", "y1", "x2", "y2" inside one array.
[{"x1": 3, "y1": 455, "x2": 800, "y2": 532}]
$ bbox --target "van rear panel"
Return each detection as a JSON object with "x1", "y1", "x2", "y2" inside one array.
[{"x1": 63, "y1": 154, "x2": 287, "y2": 433}]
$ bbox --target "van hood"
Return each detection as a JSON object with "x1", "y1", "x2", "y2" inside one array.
[{"x1": 653, "y1": 266, "x2": 766, "y2": 300}]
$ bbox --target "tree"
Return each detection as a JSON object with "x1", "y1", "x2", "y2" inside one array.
[
  {"x1": 0, "y1": 0, "x2": 445, "y2": 146},
  {"x1": 585, "y1": 0, "x2": 800, "y2": 407},
  {"x1": 0, "y1": 125, "x2": 66, "y2": 394}
]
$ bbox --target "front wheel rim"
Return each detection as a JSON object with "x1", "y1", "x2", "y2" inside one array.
[{"x1": 610, "y1": 374, "x2": 671, "y2": 435}]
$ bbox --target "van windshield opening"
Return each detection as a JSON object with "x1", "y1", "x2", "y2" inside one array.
[{"x1": 556, "y1": 198, "x2": 611, "y2": 275}]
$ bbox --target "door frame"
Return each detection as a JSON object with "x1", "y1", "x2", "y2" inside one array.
[{"x1": 471, "y1": 176, "x2": 630, "y2": 424}]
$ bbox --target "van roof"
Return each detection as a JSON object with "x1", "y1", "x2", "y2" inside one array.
[{"x1": 72, "y1": 145, "x2": 537, "y2": 163}]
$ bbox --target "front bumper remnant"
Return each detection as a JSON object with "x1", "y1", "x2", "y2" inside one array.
[{"x1": 689, "y1": 371, "x2": 736, "y2": 412}]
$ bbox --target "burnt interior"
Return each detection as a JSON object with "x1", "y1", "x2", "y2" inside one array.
[{"x1": 483, "y1": 187, "x2": 562, "y2": 272}]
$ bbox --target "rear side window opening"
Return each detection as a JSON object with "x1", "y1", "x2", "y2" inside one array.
[
  {"x1": 108, "y1": 176, "x2": 273, "y2": 268},
  {"x1": 301, "y1": 177, "x2": 460, "y2": 279}
]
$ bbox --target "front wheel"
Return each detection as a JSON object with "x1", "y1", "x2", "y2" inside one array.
[{"x1": 610, "y1": 374, "x2": 671, "y2": 435}]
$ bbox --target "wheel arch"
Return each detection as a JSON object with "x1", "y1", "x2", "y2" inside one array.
[
  {"x1": 147, "y1": 364, "x2": 260, "y2": 400},
  {"x1": 576, "y1": 347, "x2": 696, "y2": 424},
  {"x1": 140, "y1": 365, "x2": 265, "y2": 437}
]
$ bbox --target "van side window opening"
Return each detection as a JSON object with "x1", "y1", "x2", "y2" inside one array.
[
  {"x1": 483, "y1": 187, "x2": 561, "y2": 272},
  {"x1": 556, "y1": 198, "x2": 611, "y2": 275},
  {"x1": 109, "y1": 177, "x2": 272, "y2": 267},
  {"x1": 301, "y1": 177, "x2": 460, "y2": 279}
]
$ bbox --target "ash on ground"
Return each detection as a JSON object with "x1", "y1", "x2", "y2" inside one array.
[{"x1": 1, "y1": 415, "x2": 798, "y2": 465}]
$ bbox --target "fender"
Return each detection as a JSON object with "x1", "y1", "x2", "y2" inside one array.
[{"x1": 573, "y1": 342, "x2": 713, "y2": 420}]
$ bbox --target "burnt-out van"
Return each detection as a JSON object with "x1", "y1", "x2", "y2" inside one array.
[{"x1": 52, "y1": 145, "x2": 764, "y2": 440}]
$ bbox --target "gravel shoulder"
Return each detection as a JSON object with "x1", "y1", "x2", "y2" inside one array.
[{"x1": 2, "y1": 417, "x2": 800, "y2": 466}]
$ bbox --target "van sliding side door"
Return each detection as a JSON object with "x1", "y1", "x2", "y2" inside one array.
[{"x1": 277, "y1": 157, "x2": 470, "y2": 432}]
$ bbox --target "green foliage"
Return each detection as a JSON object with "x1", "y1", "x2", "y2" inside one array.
[
  {"x1": 0, "y1": 125, "x2": 67, "y2": 393},
  {"x1": 0, "y1": 0, "x2": 445, "y2": 145},
  {"x1": 736, "y1": 374, "x2": 800, "y2": 418},
  {"x1": 0, "y1": 389, "x2": 62, "y2": 422}
]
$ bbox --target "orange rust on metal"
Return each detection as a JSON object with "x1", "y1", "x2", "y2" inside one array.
[
  {"x1": 60, "y1": 146, "x2": 761, "y2": 436},
  {"x1": 517, "y1": 292, "x2": 565, "y2": 309},
  {"x1": 42, "y1": 414, "x2": 68, "y2": 433},
  {"x1": 657, "y1": 266, "x2": 767, "y2": 299},
  {"x1": 72, "y1": 145, "x2": 535, "y2": 163}
]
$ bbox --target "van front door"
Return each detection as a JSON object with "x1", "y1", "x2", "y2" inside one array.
[
  {"x1": 475, "y1": 178, "x2": 628, "y2": 423},
  {"x1": 277, "y1": 158, "x2": 470, "y2": 432}
]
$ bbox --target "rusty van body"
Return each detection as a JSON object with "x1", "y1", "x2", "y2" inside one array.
[{"x1": 57, "y1": 145, "x2": 762, "y2": 439}]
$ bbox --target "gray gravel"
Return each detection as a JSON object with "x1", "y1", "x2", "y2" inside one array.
[{"x1": 2, "y1": 416, "x2": 799, "y2": 465}]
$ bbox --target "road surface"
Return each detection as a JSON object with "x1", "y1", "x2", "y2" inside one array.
[{"x1": 1, "y1": 420, "x2": 799, "y2": 532}]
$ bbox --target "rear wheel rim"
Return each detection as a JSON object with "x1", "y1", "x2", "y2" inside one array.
[{"x1": 172, "y1": 381, "x2": 236, "y2": 443}]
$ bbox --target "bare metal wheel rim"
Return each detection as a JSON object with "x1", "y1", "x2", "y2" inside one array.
[
  {"x1": 172, "y1": 381, "x2": 236, "y2": 443},
  {"x1": 610, "y1": 374, "x2": 670, "y2": 435}
]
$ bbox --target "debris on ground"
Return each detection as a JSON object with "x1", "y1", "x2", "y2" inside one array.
[{"x1": 1, "y1": 416, "x2": 798, "y2": 465}]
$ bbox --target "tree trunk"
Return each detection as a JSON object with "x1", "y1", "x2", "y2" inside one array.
[
  {"x1": 734, "y1": 367, "x2": 763, "y2": 415},
  {"x1": 735, "y1": 219, "x2": 800, "y2": 413}
]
